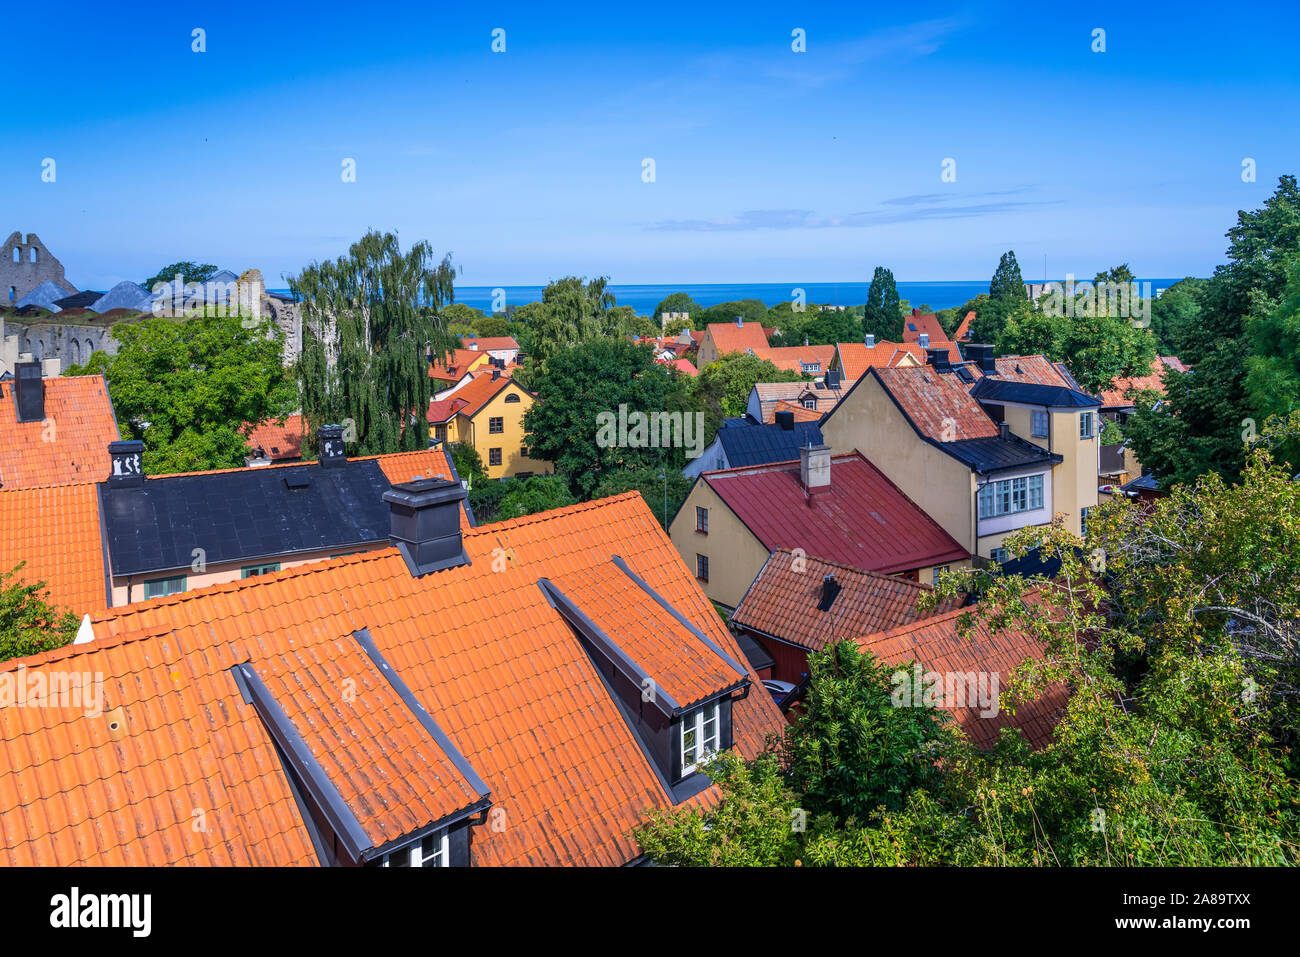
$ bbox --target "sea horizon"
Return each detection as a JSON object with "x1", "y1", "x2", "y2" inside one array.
[{"x1": 269, "y1": 278, "x2": 1194, "y2": 316}]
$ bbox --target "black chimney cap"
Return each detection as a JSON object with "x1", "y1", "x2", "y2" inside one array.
[
  {"x1": 107, "y1": 439, "x2": 146, "y2": 488},
  {"x1": 926, "y1": 347, "x2": 950, "y2": 371},
  {"x1": 383, "y1": 478, "x2": 469, "y2": 577},
  {"x1": 319, "y1": 424, "x2": 347, "y2": 468},
  {"x1": 774, "y1": 409, "x2": 795, "y2": 431}
]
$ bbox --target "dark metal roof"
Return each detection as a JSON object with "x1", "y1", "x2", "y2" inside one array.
[
  {"x1": 971, "y1": 376, "x2": 1100, "y2": 408},
  {"x1": 52, "y1": 291, "x2": 104, "y2": 310},
  {"x1": 717, "y1": 420, "x2": 824, "y2": 468},
  {"x1": 942, "y1": 435, "x2": 1061, "y2": 474},
  {"x1": 1121, "y1": 473, "x2": 1162, "y2": 493},
  {"x1": 99, "y1": 459, "x2": 394, "y2": 576},
  {"x1": 735, "y1": 632, "x2": 774, "y2": 672}
]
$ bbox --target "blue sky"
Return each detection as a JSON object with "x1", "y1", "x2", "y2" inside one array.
[{"x1": 6, "y1": 1, "x2": 1298, "y2": 290}]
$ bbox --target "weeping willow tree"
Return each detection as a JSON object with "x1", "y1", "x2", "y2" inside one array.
[{"x1": 291, "y1": 230, "x2": 459, "y2": 455}]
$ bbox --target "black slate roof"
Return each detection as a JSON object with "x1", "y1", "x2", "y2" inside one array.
[
  {"x1": 941, "y1": 434, "x2": 1062, "y2": 474},
  {"x1": 99, "y1": 460, "x2": 394, "y2": 576},
  {"x1": 970, "y1": 377, "x2": 1099, "y2": 408},
  {"x1": 718, "y1": 421, "x2": 824, "y2": 468}
]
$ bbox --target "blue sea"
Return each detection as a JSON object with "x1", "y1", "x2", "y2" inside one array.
[{"x1": 269, "y1": 279, "x2": 1190, "y2": 316}]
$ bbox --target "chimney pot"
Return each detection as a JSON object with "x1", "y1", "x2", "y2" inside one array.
[
  {"x1": 107, "y1": 439, "x2": 146, "y2": 488},
  {"x1": 999, "y1": 421, "x2": 1011, "y2": 440},
  {"x1": 383, "y1": 477, "x2": 469, "y2": 576},
  {"x1": 735, "y1": 316, "x2": 743, "y2": 326},
  {"x1": 926, "y1": 347, "x2": 950, "y2": 370}
]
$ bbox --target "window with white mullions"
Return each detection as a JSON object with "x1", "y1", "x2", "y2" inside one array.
[
  {"x1": 681, "y1": 701, "x2": 721, "y2": 775},
  {"x1": 378, "y1": 829, "x2": 449, "y2": 867},
  {"x1": 979, "y1": 474, "x2": 1045, "y2": 519}
]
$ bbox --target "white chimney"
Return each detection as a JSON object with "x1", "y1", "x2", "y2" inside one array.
[{"x1": 799, "y1": 444, "x2": 832, "y2": 493}]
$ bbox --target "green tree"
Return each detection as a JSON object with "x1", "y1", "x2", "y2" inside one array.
[
  {"x1": 653, "y1": 291, "x2": 703, "y2": 323},
  {"x1": 1148, "y1": 277, "x2": 1205, "y2": 355},
  {"x1": 863, "y1": 266, "x2": 901, "y2": 342},
  {"x1": 470, "y1": 314, "x2": 511, "y2": 339},
  {"x1": 696, "y1": 298, "x2": 769, "y2": 328},
  {"x1": 449, "y1": 442, "x2": 486, "y2": 488},
  {"x1": 65, "y1": 313, "x2": 294, "y2": 474},
  {"x1": 990, "y1": 250, "x2": 1026, "y2": 302},
  {"x1": 496, "y1": 474, "x2": 577, "y2": 520},
  {"x1": 523, "y1": 338, "x2": 691, "y2": 498},
  {"x1": 691, "y1": 352, "x2": 803, "y2": 433},
  {"x1": 1245, "y1": 252, "x2": 1300, "y2": 468},
  {"x1": 292, "y1": 230, "x2": 458, "y2": 456},
  {"x1": 141, "y1": 261, "x2": 218, "y2": 292},
  {"x1": 592, "y1": 466, "x2": 693, "y2": 529},
  {"x1": 0, "y1": 565, "x2": 79, "y2": 663},
  {"x1": 1127, "y1": 176, "x2": 1300, "y2": 486}
]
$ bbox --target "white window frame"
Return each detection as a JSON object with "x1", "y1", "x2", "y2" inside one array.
[
  {"x1": 144, "y1": 575, "x2": 186, "y2": 598},
  {"x1": 978, "y1": 474, "x2": 1045, "y2": 519},
  {"x1": 681, "y1": 701, "x2": 721, "y2": 775},
  {"x1": 379, "y1": 829, "x2": 449, "y2": 867},
  {"x1": 1080, "y1": 506, "x2": 1093, "y2": 538},
  {"x1": 990, "y1": 547, "x2": 1010, "y2": 564},
  {"x1": 1079, "y1": 411, "x2": 1095, "y2": 439}
]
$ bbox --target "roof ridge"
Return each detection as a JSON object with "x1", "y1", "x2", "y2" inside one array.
[
  {"x1": 768, "y1": 547, "x2": 937, "y2": 589},
  {"x1": 2, "y1": 623, "x2": 173, "y2": 669}
]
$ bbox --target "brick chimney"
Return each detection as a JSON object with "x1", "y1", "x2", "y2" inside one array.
[
  {"x1": 318, "y1": 424, "x2": 347, "y2": 468},
  {"x1": 799, "y1": 444, "x2": 832, "y2": 494},
  {"x1": 383, "y1": 478, "x2": 469, "y2": 576},
  {"x1": 107, "y1": 440, "x2": 145, "y2": 488}
]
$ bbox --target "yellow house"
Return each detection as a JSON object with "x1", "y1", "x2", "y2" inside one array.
[
  {"x1": 428, "y1": 370, "x2": 551, "y2": 480},
  {"x1": 820, "y1": 346, "x2": 1100, "y2": 562},
  {"x1": 668, "y1": 447, "x2": 969, "y2": 610}
]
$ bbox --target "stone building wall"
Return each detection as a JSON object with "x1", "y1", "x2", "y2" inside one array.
[{"x1": 1, "y1": 232, "x2": 77, "y2": 305}]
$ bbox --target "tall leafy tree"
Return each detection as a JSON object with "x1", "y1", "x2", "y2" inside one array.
[
  {"x1": 523, "y1": 338, "x2": 692, "y2": 498},
  {"x1": 515, "y1": 276, "x2": 618, "y2": 378},
  {"x1": 66, "y1": 313, "x2": 294, "y2": 473},
  {"x1": 292, "y1": 230, "x2": 458, "y2": 455},
  {"x1": 863, "y1": 266, "x2": 901, "y2": 342},
  {"x1": 990, "y1": 250, "x2": 1025, "y2": 301},
  {"x1": 652, "y1": 291, "x2": 703, "y2": 323}
]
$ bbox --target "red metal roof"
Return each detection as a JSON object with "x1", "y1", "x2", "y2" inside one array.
[{"x1": 702, "y1": 452, "x2": 969, "y2": 574}]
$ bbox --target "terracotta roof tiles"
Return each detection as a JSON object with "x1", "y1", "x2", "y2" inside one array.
[
  {"x1": 702, "y1": 321, "x2": 769, "y2": 357},
  {"x1": 835, "y1": 341, "x2": 927, "y2": 381},
  {"x1": 1099, "y1": 356, "x2": 1190, "y2": 409},
  {"x1": 0, "y1": 376, "x2": 120, "y2": 490}
]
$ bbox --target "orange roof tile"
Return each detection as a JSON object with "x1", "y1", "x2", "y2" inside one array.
[
  {"x1": 244, "y1": 414, "x2": 304, "y2": 461},
  {"x1": 2, "y1": 493, "x2": 782, "y2": 865},
  {"x1": 1099, "y1": 356, "x2": 1190, "y2": 409},
  {"x1": 0, "y1": 376, "x2": 119, "y2": 490},
  {"x1": 902, "y1": 312, "x2": 963, "y2": 365},
  {"x1": 835, "y1": 341, "x2": 926, "y2": 381},
  {"x1": 953, "y1": 310, "x2": 976, "y2": 341},
  {"x1": 702, "y1": 321, "x2": 769, "y2": 357},
  {"x1": 746, "y1": 345, "x2": 835, "y2": 375},
  {"x1": 460, "y1": 336, "x2": 519, "y2": 352},
  {"x1": 873, "y1": 365, "x2": 999, "y2": 442},
  {"x1": 858, "y1": 600, "x2": 1067, "y2": 750},
  {"x1": 427, "y1": 372, "x2": 513, "y2": 423},
  {"x1": 428, "y1": 348, "x2": 491, "y2": 383},
  {"x1": 0, "y1": 482, "x2": 106, "y2": 614},
  {"x1": 770, "y1": 400, "x2": 822, "y2": 423},
  {"x1": 992, "y1": 354, "x2": 1077, "y2": 387},
  {"x1": 732, "y1": 550, "x2": 963, "y2": 655}
]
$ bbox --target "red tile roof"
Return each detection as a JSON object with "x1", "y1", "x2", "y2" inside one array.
[
  {"x1": 992, "y1": 354, "x2": 1077, "y2": 387},
  {"x1": 746, "y1": 345, "x2": 835, "y2": 375},
  {"x1": 664, "y1": 357, "x2": 698, "y2": 376},
  {"x1": 835, "y1": 341, "x2": 926, "y2": 381},
  {"x1": 427, "y1": 372, "x2": 513, "y2": 423},
  {"x1": 1099, "y1": 356, "x2": 1190, "y2": 409},
  {"x1": 953, "y1": 310, "x2": 976, "y2": 341},
  {"x1": 702, "y1": 451, "x2": 969, "y2": 574},
  {"x1": 428, "y1": 347, "x2": 490, "y2": 383},
  {"x1": 460, "y1": 336, "x2": 519, "y2": 353},
  {"x1": 873, "y1": 365, "x2": 999, "y2": 442},
  {"x1": 0, "y1": 493, "x2": 782, "y2": 865},
  {"x1": 732, "y1": 549, "x2": 964, "y2": 655},
  {"x1": 902, "y1": 312, "x2": 962, "y2": 364},
  {"x1": 0, "y1": 482, "x2": 106, "y2": 614},
  {"x1": 858, "y1": 601, "x2": 1067, "y2": 749},
  {"x1": 244, "y1": 414, "x2": 304, "y2": 461},
  {"x1": 770, "y1": 400, "x2": 822, "y2": 423},
  {"x1": 702, "y1": 321, "x2": 769, "y2": 357},
  {"x1": 0, "y1": 375, "x2": 119, "y2": 490}
]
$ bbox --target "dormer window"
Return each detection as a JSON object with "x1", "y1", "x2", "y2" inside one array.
[
  {"x1": 374, "y1": 829, "x2": 449, "y2": 867},
  {"x1": 801, "y1": 397, "x2": 816, "y2": 409},
  {"x1": 680, "y1": 700, "x2": 721, "y2": 775},
  {"x1": 801, "y1": 362, "x2": 820, "y2": 375}
]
